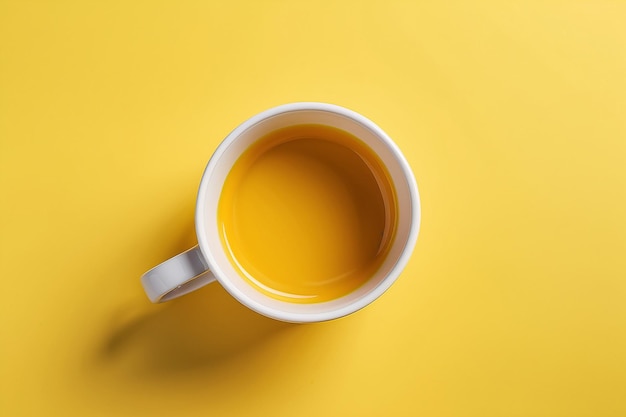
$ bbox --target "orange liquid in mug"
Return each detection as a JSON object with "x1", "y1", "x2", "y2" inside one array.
[{"x1": 218, "y1": 124, "x2": 397, "y2": 303}]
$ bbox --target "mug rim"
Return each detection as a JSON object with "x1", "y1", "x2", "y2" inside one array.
[{"x1": 195, "y1": 102, "x2": 421, "y2": 322}]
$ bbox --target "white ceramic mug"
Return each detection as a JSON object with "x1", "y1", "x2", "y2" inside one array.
[{"x1": 141, "y1": 102, "x2": 420, "y2": 322}]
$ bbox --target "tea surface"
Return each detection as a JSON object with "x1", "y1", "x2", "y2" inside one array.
[{"x1": 218, "y1": 124, "x2": 397, "y2": 303}]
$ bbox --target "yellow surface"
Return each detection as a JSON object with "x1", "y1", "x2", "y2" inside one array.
[{"x1": 1, "y1": 1, "x2": 625, "y2": 416}]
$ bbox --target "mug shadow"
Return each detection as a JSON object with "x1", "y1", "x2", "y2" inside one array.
[
  {"x1": 99, "y1": 284, "x2": 294, "y2": 378},
  {"x1": 96, "y1": 212, "x2": 296, "y2": 379}
]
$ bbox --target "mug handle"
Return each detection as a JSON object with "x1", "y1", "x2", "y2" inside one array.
[{"x1": 141, "y1": 246, "x2": 217, "y2": 303}]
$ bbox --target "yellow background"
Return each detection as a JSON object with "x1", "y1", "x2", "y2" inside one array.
[{"x1": 1, "y1": 1, "x2": 625, "y2": 416}]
